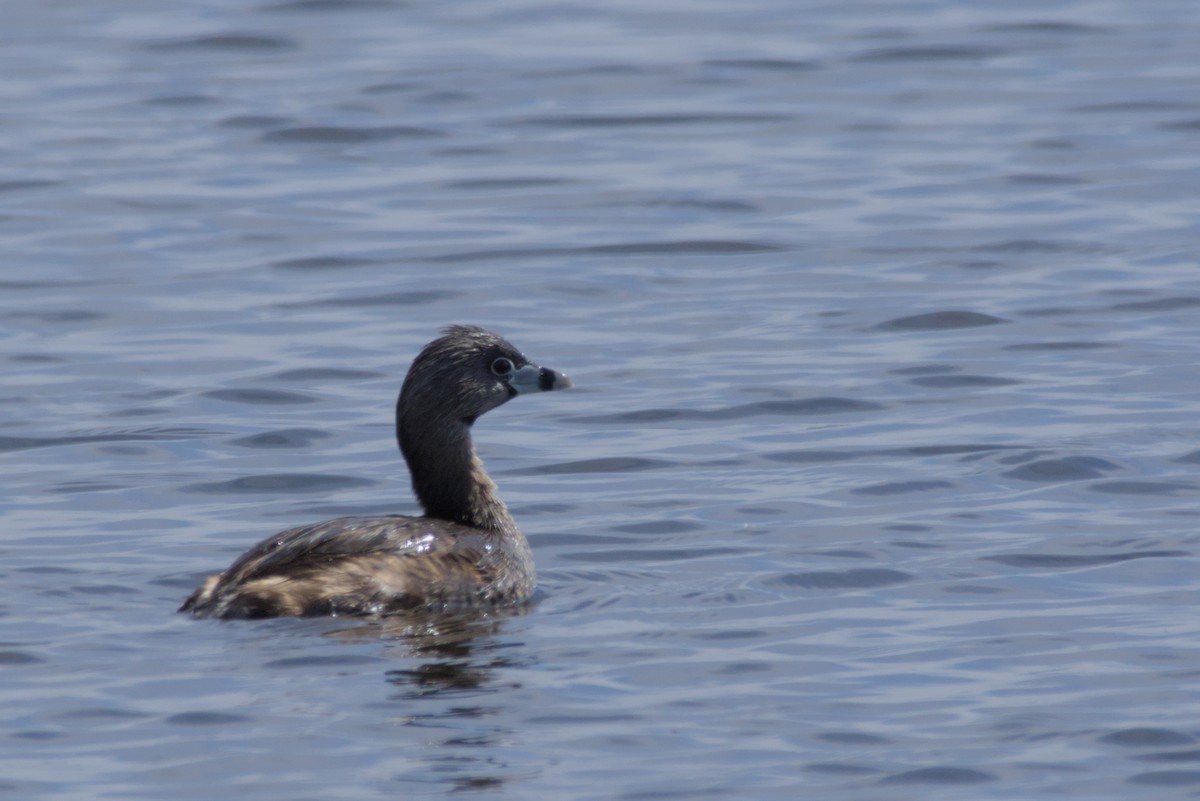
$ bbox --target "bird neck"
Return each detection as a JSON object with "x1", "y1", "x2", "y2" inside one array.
[{"x1": 400, "y1": 417, "x2": 518, "y2": 535}]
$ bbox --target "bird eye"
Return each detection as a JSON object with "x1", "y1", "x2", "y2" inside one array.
[{"x1": 490, "y1": 357, "x2": 514, "y2": 377}]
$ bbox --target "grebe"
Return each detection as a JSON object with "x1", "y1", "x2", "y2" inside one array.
[{"x1": 180, "y1": 325, "x2": 572, "y2": 619}]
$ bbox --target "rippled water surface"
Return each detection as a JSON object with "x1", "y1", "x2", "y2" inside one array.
[{"x1": 3, "y1": 1, "x2": 1200, "y2": 798}]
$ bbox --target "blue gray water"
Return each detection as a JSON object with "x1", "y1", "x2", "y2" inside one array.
[{"x1": 2, "y1": 1, "x2": 1199, "y2": 798}]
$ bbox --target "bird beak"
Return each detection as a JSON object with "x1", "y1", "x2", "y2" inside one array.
[{"x1": 511, "y1": 363, "x2": 573, "y2": 394}]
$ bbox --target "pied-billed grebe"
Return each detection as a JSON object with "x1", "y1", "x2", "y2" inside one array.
[{"x1": 180, "y1": 325, "x2": 572, "y2": 619}]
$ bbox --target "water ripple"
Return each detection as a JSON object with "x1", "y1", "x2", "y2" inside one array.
[
  {"x1": 1099, "y1": 729, "x2": 1195, "y2": 748},
  {"x1": 143, "y1": 34, "x2": 296, "y2": 51},
  {"x1": 855, "y1": 46, "x2": 1004, "y2": 63},
  {"x1": 569, "y1": 397, "x2": 882, "y2": 424},
  {"x1": 270, "y1": 255, "x2": 379, "y2": 270},
  {"x1": 1003, "y1": 456, "x2": 1121, "y2": 482},
  {"x1": 262, "y1": 125, "x2": 446, "y2": 143},
  {"x1": 875, "y1": 311, "x2": 1008, "y2": 331},
  {"x1": 1127, "y1": 771, "x2": 1200, "y2": 787},
  {"x1": 852, "y1": 480, "x2": 955, "y2": 496},
  {"x1": 280, "y1": 289, "x2": 462, "y2": 308},
  {"x1": 203, "y1": 388, "x2": 317, "y2": 405},
  {"x1": 908, "y1": 374, "x2": 1018, "y2": 389},
  {"x1": 0, "y1": 427, "x2": 212, "y2": 453},
  {"x1": 510, "y1": 112, "x2": 791, "y2": 128},
  {"x1": 983, "y1": 551, "x2": 1187, "y2": 569},
  {"x1": 701, "y1": 58, "x2": 820, "y2": 73},
  {"x1": 431, "y1": 240, "x2": 782, "y2": 263},
  {"x1": 768, "y1": 568, "x2": 914, "y2": 590},
  {"x1": 1106, "y1": 296, "x2": 1200, "y2": 312},
  {"x1": 881, "y1": 767, "x2": 995, "y2": 784},
  {"x1": 166, "y1": 711, "x2": 253, "y2": 726},
  {"x1": 0, "y1": 179, "x2": 59, "y2": 193},
  {"x1": 1088, "y1": 481, "x2": 1193, "y2": 495},
  {"x1": 182, "y1": 474, "x2": 374, "y2": 494},
  {"x1": 229, "y1": 428, "x2": 333, "y2": 449},
  {"x1": 265, "y1": 368, "x2": 382, "y2": 382},
  {"x1": 517, "y1": 457, "x2": 675, "y2": 475}
]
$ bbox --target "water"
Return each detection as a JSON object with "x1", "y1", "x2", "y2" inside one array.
[{"x1": 2, "y1": 0, "x2": 1199, "y2": 798}]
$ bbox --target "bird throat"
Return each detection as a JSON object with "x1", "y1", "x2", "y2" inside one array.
[{"x1": 402, "y1": 419, "x2": 517, "y2": 534}]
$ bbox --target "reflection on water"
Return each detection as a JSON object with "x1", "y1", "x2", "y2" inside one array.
[{"x1": 339, "y1": 610, "x2": 533, "y2": 794}]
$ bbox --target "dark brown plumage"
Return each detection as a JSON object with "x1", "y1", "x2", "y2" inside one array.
[{"x1": 180, "y1": 325, "x2": 572, "y2": 619}]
